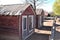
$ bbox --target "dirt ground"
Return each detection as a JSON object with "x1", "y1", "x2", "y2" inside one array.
[
  {"x1": 0, "y1": 34, "x2": 19, "y2": 40},
  {"x1": 55, "y1": 26, "x2": 60, "y2": 40},
  {"x1": 26, "y1": 33, "x2": 49, "y2": 40}
]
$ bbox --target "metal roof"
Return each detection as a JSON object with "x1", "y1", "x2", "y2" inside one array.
[{"x1": 0, "y1": 4, "x2": 30, "y2": 15}]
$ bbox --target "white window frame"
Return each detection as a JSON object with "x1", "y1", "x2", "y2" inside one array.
[
  {"x1": 22, "y1": 16, "x2": 27, "y2": 31},
  {"x1": 29, "y1": 15, "x2": 33, "y2": 32}
]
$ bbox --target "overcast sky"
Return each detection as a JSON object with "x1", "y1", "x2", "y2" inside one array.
[{"x1": 0, "y1": 0, "x2": 55, "y2": 12}]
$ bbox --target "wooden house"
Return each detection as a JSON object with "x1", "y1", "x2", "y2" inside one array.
[
  {"x1": 36, "y1": 9, "x2": 48, "y2": 29},
  {"x1": 0, "y1": 4, "x2": 35, "y2": 40}
]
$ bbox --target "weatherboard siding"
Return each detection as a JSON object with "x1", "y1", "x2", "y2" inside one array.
[
  {"x1": 0, "y1": 15, "x2": 21, "y2": 40},
  {"x1": 0, "y1": 16, "x2": 19, "y2": 29}
]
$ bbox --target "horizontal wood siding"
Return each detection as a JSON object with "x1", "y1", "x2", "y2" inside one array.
[
  {"x1": 0, "y1": 16, "x2": 19, "y2": 39},
  {"x1": 19, "y1": 16, "x2": 22, "y2": 40},
  {"x1": 0, "y1": 16, "x2": 19, "y2": 29}
]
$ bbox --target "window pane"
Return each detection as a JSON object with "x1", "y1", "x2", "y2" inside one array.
[
  {"x1": 23, "y1": 18, "x2": 26, "y2": 30},
  {"x1": 29, "y1": 17, "x2": 32, "y2": 31}
]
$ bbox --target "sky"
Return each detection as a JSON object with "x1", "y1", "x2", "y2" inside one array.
[
  {"x1": 0, "y1": 0, "x2": 55, "y2": 12},
  {"x1": 37, "y1": 0, "x2": 55, "y2": 12}
]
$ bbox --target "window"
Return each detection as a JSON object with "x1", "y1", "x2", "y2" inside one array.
[
  {"x1": 23, "y1": 18, "x2": 27, "y2": 30},
  {"x1": 22, "y1": 16, "x2": 27, "y2": 30},
  {"x1": 29, "y1": 17, "x2": 32, "y2": 30},
  {"x1": 29, "y1": 15, "x2": 33, "y2": 32}
]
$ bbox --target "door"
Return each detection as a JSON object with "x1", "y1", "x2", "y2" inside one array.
[
  {"x1": 40, "y1": 16, "x2": 42, "y2": 27},
  {"x1": 28, "y1": 15, "x2": 33, "y2": 33},
  {"x1": 22, "y1": 16, "x2": 27, "y2": 40},
  {"x1": 38, "y1": 16, "x2": 43, "y2": 28}
]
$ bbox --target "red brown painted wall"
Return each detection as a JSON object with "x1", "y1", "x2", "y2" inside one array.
[
  {"x1": 0, "y1": 16, "x2": 19, "y2": 29},
  {"x1": 19, "y1": 15, "x2": 22, "y2": 40},
  {"x1": 0, "y1": 15, "x2": 20, "y2": 37},
  {"x1": 22, "y1": 6, "x2": 35, "y2": 15}
]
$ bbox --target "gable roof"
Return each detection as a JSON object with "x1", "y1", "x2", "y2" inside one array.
[
  {"x1": 36, "y1": 9, "x2": 44, "y2": 15},
  {"x1": 0, "y1": 4, "x2": 31, "y2": 15}
]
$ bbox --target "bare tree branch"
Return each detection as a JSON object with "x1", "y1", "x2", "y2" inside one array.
[{"x1": 26, "y1": 0, "x2": 49, "y2": 13}]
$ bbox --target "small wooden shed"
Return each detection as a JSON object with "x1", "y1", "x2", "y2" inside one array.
[
  {"x1": 0, "y1": 4, "x2": 35, "y2": 40},
  {"x1": 36, "y1": 9, "x2": 45, "y2": 29}
]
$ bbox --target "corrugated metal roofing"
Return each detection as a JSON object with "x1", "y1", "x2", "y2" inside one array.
[{"x1": 0, "y1": 4, "x2": 30, "y2": 15}]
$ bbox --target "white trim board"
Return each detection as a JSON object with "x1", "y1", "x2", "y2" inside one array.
[{"x1": 22, "y1": 16, "x2": 27, "y2": 31}]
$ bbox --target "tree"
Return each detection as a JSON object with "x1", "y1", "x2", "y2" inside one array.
[
  {"x1": 26, "y1": 0, "x2": 49, "y2": 13},
  {"x1": 53, "y1": 0, "x2": 60, "y2": 16},
  {"x1": 53, "y1": 0, "x2": 60, "y2": 22}
]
